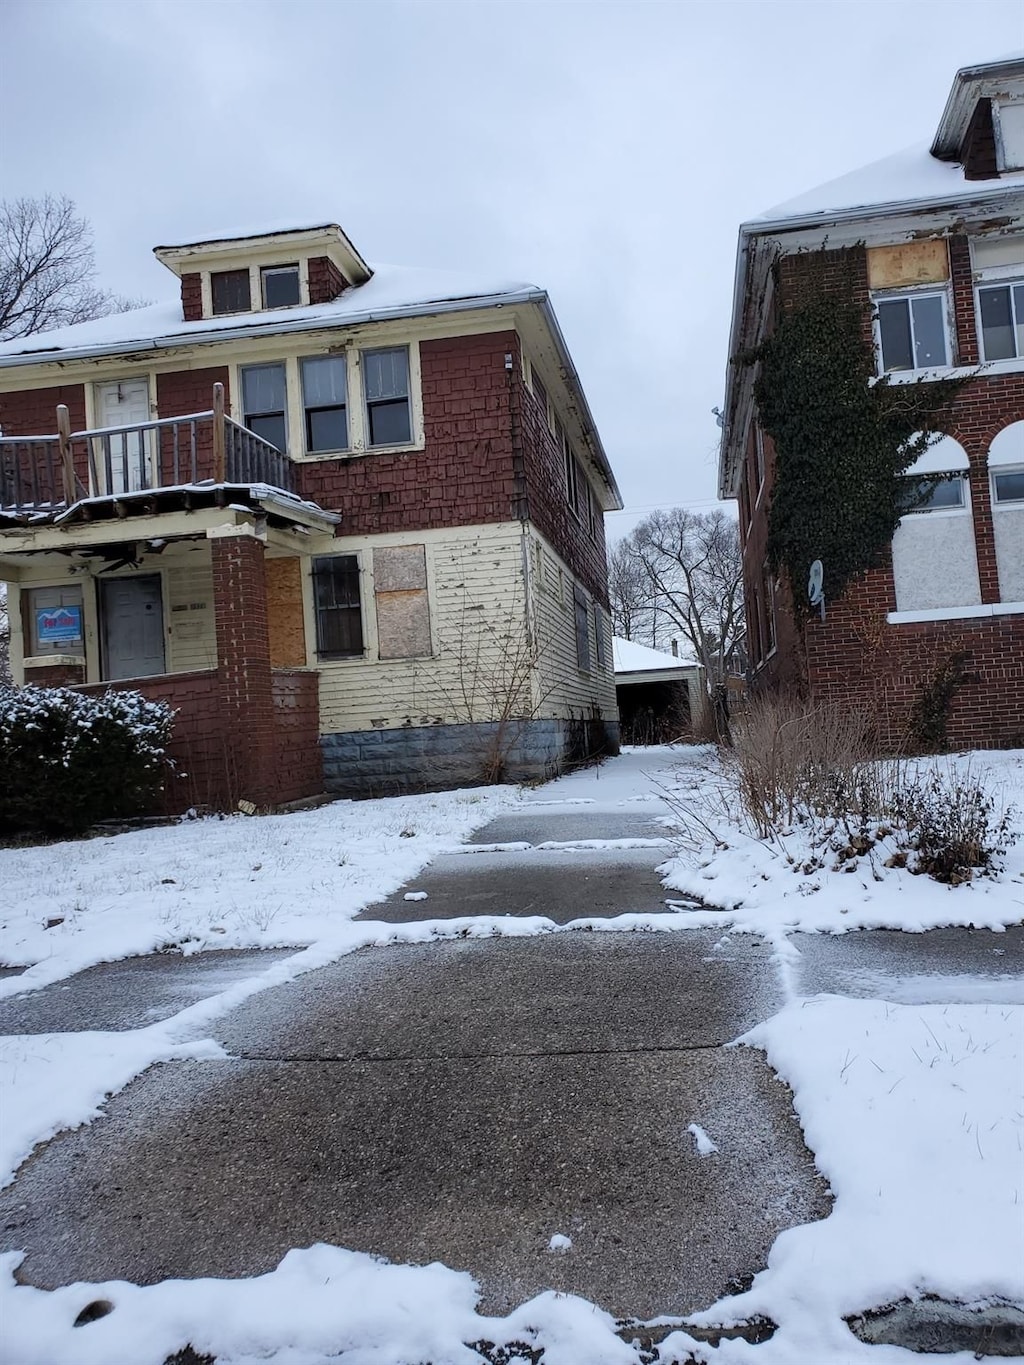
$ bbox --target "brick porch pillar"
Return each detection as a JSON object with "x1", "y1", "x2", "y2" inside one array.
[{"x1": 210, "y1": 527, "x2": 278, "y2": 806}]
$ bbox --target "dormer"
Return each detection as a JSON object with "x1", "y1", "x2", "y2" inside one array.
[
  {"x1": 931, "y1": 55, "x2": 1024, "y2": 181},
  {"x1": 153, "y1": 223, "x2": 373, "y2": 323}
]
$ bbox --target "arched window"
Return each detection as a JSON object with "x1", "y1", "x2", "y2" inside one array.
[
  {"x1": 989, "y1": 421, "x2": 1024, "y2": 604},
  {"x1": 891, "y1": 434, "x2": 980, "y2": 612}
]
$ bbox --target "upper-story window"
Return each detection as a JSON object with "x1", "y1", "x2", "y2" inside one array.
[
  {"x1": 994, "y1": 101, "x2": 1024, "y2": 173},
  {"x1": 211, "y1": 269, "x2": 251, "y2": 316},
  {"x1": 261, "y1": 265, "x2": 301, "y2": 310},
  {"x1": 363, "y1": 347, "x2": 411, "y2": 446},
  {"x1": 241, "y1": 363, "x2": 287, "y2": 451},
  {"x1": 972, "y1": 234, "x2": 1024, "y2": 362},
  {"x1": 901, "y1": 473, "x2": 967, "y2": 513},
  {"x1": 876, "y1": 292, "x2": 949, "y2": 372},
  {"x1": 301, "y1": 355, "x2": 348, "y2": 452},
  {"x1": 978, "y1": 284, "x2": 1024, "y2": 361}
]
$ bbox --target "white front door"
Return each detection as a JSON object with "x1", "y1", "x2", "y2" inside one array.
[{"x1": 94, "y1": 380, "x2": 152, "y2": 494}]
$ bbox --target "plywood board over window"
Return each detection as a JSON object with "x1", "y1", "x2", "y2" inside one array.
[
  {"x1": 867, "y1": 240, "x2": 949, "y2": 290},
  {"x1": 374, "y1": 545, "x2": 431, "y2": 659},
  {"x1": 267, "y1": 557, "x2": 307, "y2": 667}
]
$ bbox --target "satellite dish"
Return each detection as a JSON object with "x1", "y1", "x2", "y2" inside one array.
[{"x1": 808, "y1": 560, "x2": 825, "y2": 620}]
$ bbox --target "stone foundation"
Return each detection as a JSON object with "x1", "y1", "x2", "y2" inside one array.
[{"x1": 322, "y1": 717, "x2": 620, "y2": 798}]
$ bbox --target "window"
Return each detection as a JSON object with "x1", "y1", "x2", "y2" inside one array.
[
  {"x1": 262, "y1": 265, "x2": 301, "y2": 310},
  {"x1": 585, "y1": 479, "x2": 597, "y2": 538},
  {"x1": 876, "y1": 293, "x2": 949, "y2": 372},
  {"x1": 901, "y1": 474, "x2": 966, "y2": 513},
  {"x1": 241, "y1": 363, "x2": 287, "y2": 451},
  {"x1": 762, "y1": 569, "x2": 776, "y2": 656},
  {"x1": 995, "y1": 101, "x2": 1024, "y2": 173},
  {"x1": 313, "y1": 555, "x2": 363, "y2": 657},
  {"x1": 301, "y1": 355, "x2": 348, "y2": 452},
  {"x1": 563, "y1": 430, "x2": 579, "y2": 510},
  {"x1": 593, "y1": 606, "x2": 606, "y2": 669},
  {"x1": 993, "y1": 467, "x2": 1024, "y2": 504},
  {"x1": 573, "y1": 584, "x2": 591, "y2": 672},
  {"x1": 211, "y1": 269, "x2": 251, "y2": 315},
  {"x1": 754, "y1": 424, "x2": 765, "y2": 493},
  {"x1": 978, "y1": 284, "x2": 1024, "y2": 361},
  {"x1": 25, "y1": 585, "x2": 84, "y2": 656},
  {"x1": 363, "y1": 347, "x2": 411, "y2": 446}
]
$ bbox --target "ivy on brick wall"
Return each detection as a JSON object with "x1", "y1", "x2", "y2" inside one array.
[{"x1": 745, "y1": 247, "x2": 966, "y2": 618}]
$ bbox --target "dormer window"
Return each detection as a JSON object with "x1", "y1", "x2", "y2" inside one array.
[
  {"x1": 262, "y1": 264, "x2": 300, "y2": 309},
  {"x1": 211, "y1": 269, "x2": 251, "y2": 316},
  {"x1": 994, "y1": 101, "x2": 1024, "y2": 173}
]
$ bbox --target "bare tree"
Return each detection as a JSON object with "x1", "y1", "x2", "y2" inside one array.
[
  {"x1": 618, "y1": 507, "x2": 745, "y2": 684},
  {"x1": 607, "y1": 538, "x2": 653, "y2": 643},
  {"x1": 0, "y1": 195, "x2": 143, "y2": 340},
  {"x1": 0, "y1": 584, "x2": 10, "y2": 684}
]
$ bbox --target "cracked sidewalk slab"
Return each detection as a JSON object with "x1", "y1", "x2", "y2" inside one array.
[{"x1": 0, "y1": 931, "x2": 829, "y2": 1319}]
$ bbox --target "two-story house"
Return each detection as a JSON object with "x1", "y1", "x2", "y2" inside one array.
[
  {"x1": 0, "y1": 223, "x2": 622, "y2": 809},
  {"x1": 719, "y1": 55, "x2": 1024, "y2": 749}
]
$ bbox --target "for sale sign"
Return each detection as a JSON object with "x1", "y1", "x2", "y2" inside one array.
[{"x1": 36, "y1": 606, "x2": 83, "y2": 645}]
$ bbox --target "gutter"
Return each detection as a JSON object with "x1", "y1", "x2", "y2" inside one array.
[{"x1": 0, "y1": 287, "x2": 549, "y2": 370}]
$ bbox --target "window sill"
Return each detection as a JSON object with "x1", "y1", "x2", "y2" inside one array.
[
  {"x1": 23, "y1": 653, "x2": 85, "y2": 667},
  {"x1": 296, "y1": 442, "x2": 425, "y2": 462},
  {"x1": 876, "y1": 358, "x2": 1024, "y2": 385},
  {"x1": 887, "y1": 601, "x2": 1024, "y2": 625}
]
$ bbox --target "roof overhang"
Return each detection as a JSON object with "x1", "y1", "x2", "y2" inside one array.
[
  {"x1": 154, "y1": 223, "x2": 372, "y2": 286},
  {"x1": 932, "y1": 56, "x2": 1024, "y2": 160}
]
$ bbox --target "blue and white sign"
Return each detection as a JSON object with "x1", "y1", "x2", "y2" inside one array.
[{"x1": 36, "y1": 606, "x2": 83, "y2": 645}]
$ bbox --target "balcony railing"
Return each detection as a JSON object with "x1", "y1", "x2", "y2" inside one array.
[{"x1": 0, "y1": 383, "x2": 295, "y2": 516}]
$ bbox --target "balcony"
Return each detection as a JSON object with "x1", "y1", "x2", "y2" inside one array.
[{"x1": 0, "y1": 383, "x2": 295, "y2": 522}]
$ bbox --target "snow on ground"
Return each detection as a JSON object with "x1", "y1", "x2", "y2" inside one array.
[
  {"x1": 659, "y1": 748, "x2": 1024, "y2": 937},
  {"x1": 0, "y1": 784, "x2": 522, "y2": 994},
  {"x1": 1, "y1": 745, "x2": 1023, "y2": 1363}
]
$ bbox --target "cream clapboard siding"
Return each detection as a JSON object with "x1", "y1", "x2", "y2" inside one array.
[
  {"x1": 527, "y1": 529, "x2": 617, "y2": 722},
  {"x1": 312, "y1": 522, "x2": 530, "y2": 735},
  {"x1": 165, "y1": 559, "x2": 216, "y2": 672}
]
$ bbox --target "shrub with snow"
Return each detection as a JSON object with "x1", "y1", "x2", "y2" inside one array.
[{"x1": 0, "y1": 684, "x2": 174, "y2": 835}]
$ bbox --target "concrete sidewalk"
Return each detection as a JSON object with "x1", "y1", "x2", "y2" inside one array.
[{"x1": 0, "y1": 794, "x2": 832, "y2": 1323}]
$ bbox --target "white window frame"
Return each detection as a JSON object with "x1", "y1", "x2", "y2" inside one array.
[
  {"x1": 991, "y1": 464, "x2": 1024, "y2": 507},
  {"x1": 872, "y1": 287, "x2": 954, "y2": 376},
  {"x1": 261, "y1": 263, "x2": 301, "y2": 311},
  {"x1": 993, "y1": 101, "x2": 1024, "y2": 174},
  {"x1": 974, "y1": 279, "x2": 1024, "y2": 363},
  {"x1": 228, "y1": 342, "x2": 424, "y2": 460},
  {"x1": 900, "y1": 472, "x2": 971, "y2": 518}
]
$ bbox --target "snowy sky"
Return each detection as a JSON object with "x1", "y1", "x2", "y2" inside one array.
[{"x1": 1, "y1": 0, "x2": 1021, "y2": 534}]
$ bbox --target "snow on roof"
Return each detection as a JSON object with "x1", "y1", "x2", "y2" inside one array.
[
  {"x1": 613, "y1": 636, "x2": 698, "y2": 675},
  {"x1": 752, "y1": 142, "x2": 1024, "y2": 229},
  {"x1": 0, "y1": 263, "x2": 540, "y2": 363}
]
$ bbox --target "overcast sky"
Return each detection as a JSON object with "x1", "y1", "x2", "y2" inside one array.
[{"x1": 1, "y1": 0, "x2": 1021, "y2": 535}]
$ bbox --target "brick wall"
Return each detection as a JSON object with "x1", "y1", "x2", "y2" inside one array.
[
  {"x1": 307, "y1": 256, "x2": 347, "y2": 304},
  {"x1": 77, "y1": 669, "x2": 230, "y2": 813},
  {"x1": 270, "y1": 669, "x2": 322, "y2": 803},
  {"x1": 516, "y1": 352, "x2": 611, "y2": 607},
  {"x1": 296, "y1": 331, "x2": 521, "y2": 534},
  {"x1": 743, "y1": 242, "x2": 1024, "y2": 748},
  {"x1": 0, "y1": 382, "x2": 89, "y2": 489},
  {"x1": 24, "y1": 662, "x2": 86, "y2": 687},
  {"x1": 181, "y1": 272, "x2": 203, "y2": 322},
  {"x1": 156, "y1": 367, "x2": 230, "y2": 483}
]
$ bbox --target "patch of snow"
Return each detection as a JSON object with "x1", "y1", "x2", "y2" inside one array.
[
  {"x1": 687, "y1": 1123, "x2": 719, "y2": 1156},
  {"x1": 612, "y1": 636, "x2": 698, "y2": 674},
  {"x1": 402, "y1": 890, "x2": 429, "y2": 902},
  {"x1": 0, "y1": 263, "x2": 539, "y2": 361},
  {"x1": 754, "y1": 142, "x2": 1024, "y2": 226},
  {"x1": 547, "y1": 1233, "x2": 573, "y2": 1253}
]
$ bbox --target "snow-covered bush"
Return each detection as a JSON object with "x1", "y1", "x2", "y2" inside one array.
[
  {"x1": 893, "y1": 766, "x2": 1016, "y2": 884},
  {"x1": 0, "y1": 684, "x2": 174, "y2": 835}
]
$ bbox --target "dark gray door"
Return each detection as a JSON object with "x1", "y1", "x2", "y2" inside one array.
[{"x1": 101, "y1": 575, "x2": 166, "y2": 680}]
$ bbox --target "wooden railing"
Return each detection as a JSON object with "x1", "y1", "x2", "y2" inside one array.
[{"x1": 0, "y1": 383, "x2": 294, "y2": 514}]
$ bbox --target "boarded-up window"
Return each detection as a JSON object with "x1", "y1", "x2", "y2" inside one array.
[
  {"x1": 593, "y1": 606, "x2": 606, "y2": 669},
  {"x1": 267, "y1": 557, "x2": 307, "y2": 667},
  {"x1": 574, "y1": 584, "x2": 591, "y2": 672},
  {"x1": 374, "y1": 545, "x2": 431, "y2": 660}
]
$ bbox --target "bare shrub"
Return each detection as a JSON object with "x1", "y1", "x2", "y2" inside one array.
[
  {"x1": 893, "y1": 766, "x2": 1016, "y2": 884},
  {"x1": 727, "y1": 692, "x2": 879, "y2": 836}
]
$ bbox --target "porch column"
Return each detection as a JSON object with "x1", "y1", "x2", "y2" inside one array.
[{"x1": 209, "y1": 526, "x2": 277, "y2": 806}]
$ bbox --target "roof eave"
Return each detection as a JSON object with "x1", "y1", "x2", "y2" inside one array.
[{"x1": 0, "y1": 288, "x2": 548, "y2": 371}]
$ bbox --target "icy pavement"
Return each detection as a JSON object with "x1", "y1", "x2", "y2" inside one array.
[{"x1": 1, "y1": 744, "x2": 1022, "y2": 1363}]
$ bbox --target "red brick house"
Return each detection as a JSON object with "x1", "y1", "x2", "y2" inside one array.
[
  {"x1": 719, "y1": 56, "x2": 1024, "y2": 749},
  {"x1": 0, "y1": 224, "x2": 622, "y2": 809}
]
